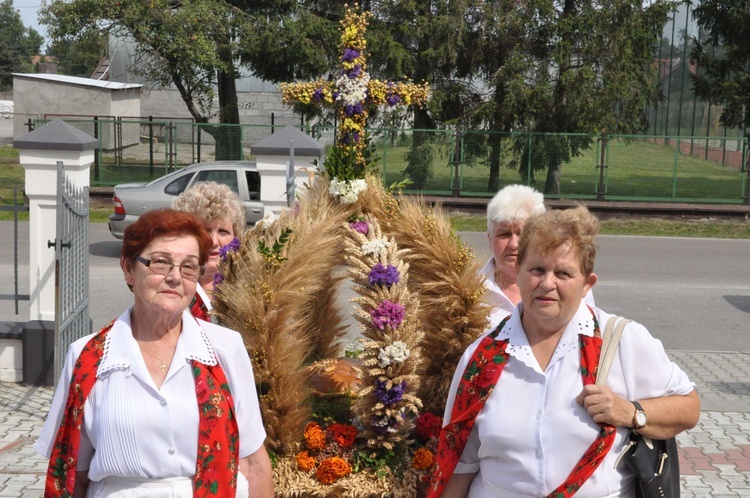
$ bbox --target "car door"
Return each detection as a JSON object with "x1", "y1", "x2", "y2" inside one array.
[{"x1": 191, "y1": 168, "x2": 263, "y2": 226}]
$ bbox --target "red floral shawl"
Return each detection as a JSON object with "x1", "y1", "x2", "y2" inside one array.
[
  {"x1": 44, "y1": 320, "x2": 239, "y2": 498},
  {"x1": 191, "y1": 291, "x2": 211, "y2": 322},
  {"x1": 428, "y1": 312, "x2": 616, "y2": 498}
]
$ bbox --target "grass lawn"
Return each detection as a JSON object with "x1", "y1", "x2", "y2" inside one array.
[{"x1": 375, "y1": 136, "x2": 747, "y2": 202}]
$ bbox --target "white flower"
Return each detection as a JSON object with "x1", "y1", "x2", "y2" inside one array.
[
  {"x1": 362, "y1": 238, "x2": 390, "y2": 257},
  {"x1": 329, "y1": 177, "x2": 368, "y2": 204},
  {"x1": 336, "y1": 73, "x2": 370, "y2": 106},
  {"x1": 377, "y1": 341, "x2": 411, "y2": 368}
]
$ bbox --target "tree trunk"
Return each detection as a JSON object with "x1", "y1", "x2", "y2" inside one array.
[
  {"x1": 488, "y1": 133, "x2": 501, "y2": 192},
  {"x1": 544, "y1": 158, "x2": 562, "y2": 194},
  {"x1": 215, "y1": 42, "x2": 242, "y2": 160},
  {"x1": 403, "y1": 96, "x2": 435, "y2": 189}
]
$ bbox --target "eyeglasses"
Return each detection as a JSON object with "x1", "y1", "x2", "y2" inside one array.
[{"x1": 134, "y1": 255, "x2": 204, "y2": 281}]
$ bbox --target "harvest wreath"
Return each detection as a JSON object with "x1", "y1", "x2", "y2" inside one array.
[{"x1": 212, "y1": 171, "x2": 490, "y2": 497}]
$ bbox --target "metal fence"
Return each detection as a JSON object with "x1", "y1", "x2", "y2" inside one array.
[{"x1": 31, "y1": 119, "x2": 749, "y2": 203}]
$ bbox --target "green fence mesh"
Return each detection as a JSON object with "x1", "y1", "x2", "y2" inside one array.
[{"x1": 31, "y1": 119, "x2": 749, "y2": 203}]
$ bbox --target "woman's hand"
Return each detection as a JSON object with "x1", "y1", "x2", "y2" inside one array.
[
  {"x1": 576, "y1": 385, "x2": 634, "y2": 427},
  {"x1": 577, "y1": 386, "x2": 700, "y2": 439}
]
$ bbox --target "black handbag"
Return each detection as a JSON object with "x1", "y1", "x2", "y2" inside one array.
[
  {"x1": 623, "y1": 431, "x2": 680, "y2": 498},
  {"x1": 597, "y1": 316, "x2": 681, "y2": 498}
]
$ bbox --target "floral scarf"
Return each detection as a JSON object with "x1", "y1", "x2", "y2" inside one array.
[
  {"x1": 44, "y1": 320, "x2": 239, "y2": 498},
  {"x1": 428, "y1": 312, "x2": 616, "y2": 498},
  {"x1": 191, "y1": 291, "x2": 211, "y2": 322}
]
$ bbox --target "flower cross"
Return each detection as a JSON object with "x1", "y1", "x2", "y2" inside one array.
[{"x1": 280, "y1": 4, "x2": 429, "y2": 169}]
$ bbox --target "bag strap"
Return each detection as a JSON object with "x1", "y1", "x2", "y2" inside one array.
[{"x1": 596, "y1": 315, "x2": 631, "y2": 386}]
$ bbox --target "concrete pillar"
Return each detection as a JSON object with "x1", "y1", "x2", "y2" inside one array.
[
  {"x1": 252, "y1": 125, "x2": 323, "y2": 217},
  {"x1": 15, "y1": 120, "x2": 97, "y2": 321}
]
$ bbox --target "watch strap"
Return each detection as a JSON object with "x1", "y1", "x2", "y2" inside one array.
[{"x1": 631, "y1": 400, "x2": 646, "y2": 429}]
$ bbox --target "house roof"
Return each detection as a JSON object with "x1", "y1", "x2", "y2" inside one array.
[
  {"x1": 252, "y1": 125, "x2": 324, "y2": 157},
  {"x1": 12, "y1": 73, "x2": 142, "y2": 91}
]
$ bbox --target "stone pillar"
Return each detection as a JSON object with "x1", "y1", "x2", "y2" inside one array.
[
  {"x1": 252, "y1": 125, "x2": 323, "y2": 217},
  {"x1": 15, "y1": 120, "x2": 97, "y2": 321},
  {"x1": 13, "y1": 119, "x2": 97, "y2": 385}
]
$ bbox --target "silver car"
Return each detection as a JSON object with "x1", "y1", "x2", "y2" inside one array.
[{"x1": 108, "y1": 161, "x2": 263, "y2": 239}]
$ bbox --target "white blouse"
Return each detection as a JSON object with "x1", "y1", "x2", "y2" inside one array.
[
  {"x1": 443, "y1": 302, "x2": 695, "y2": 498},
  {"x1": 35, "y1": 309, "x2": 266, "y2": 483}
]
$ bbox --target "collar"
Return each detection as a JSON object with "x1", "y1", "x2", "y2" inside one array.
[
  {"x1": 496, "y1": 301, "x2": 597, "y2": 372},
  {"x1": 98, "y1": 308, "x2": 218, "y2": 378}
]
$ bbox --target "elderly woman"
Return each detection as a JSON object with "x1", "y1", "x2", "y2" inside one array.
[
  {"x1": 35, "y1": 209, "x2": 273, "y2": 498},
  {"x1": 431, "y1": 206, "x2": 699, "y2": 498},
  {"x1": 483, "y1": 184, "x2": 594, "y2": 330},
  {"x1": 172, "y1": 181, "x2": 246, "y2": 320}
]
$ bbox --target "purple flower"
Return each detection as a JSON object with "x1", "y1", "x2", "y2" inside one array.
[
  {"x1": 219, "y1": 238, "x2": 240, "y2": 261},
  {"x1": 386, "y1": 93, "x2": 401, "y2": 106},
  {"x1": 349, "y1": 221, "x2": 370, "y2": 235},
  {"x1": 375, "y1": 379, "x2": 406, "y2": 405},
  {"x1": 213, "y1": 272, "x2": 224, "y2": 286},
  {"x1": 341, "y1": 48, "x2": 361, "y2": 62},
  {"x1": 312, "y1": 88, "x2": 324, "y2": 102},
  {"x1": 370, "y1": 300, "x2": 406, "y2": 330},
  {"x1": 369, "y1": 263, "x2": 400, "y2": 287},
  {"x1": 344, "y1": 103, "x2": 364, "y2": 117},
  {"x1": 370, "y1": 413, "x2": 405, "y2": 434},
  {"x1": 332, "y1": 90, "x2": 340, "y2": 101},
  {"x1": 347, "y1": 65, "x2": 362, "y2": 78}
]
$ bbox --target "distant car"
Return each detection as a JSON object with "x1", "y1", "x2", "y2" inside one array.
[{"x1": 108, "y1": 161, "x2": 263, "y2": 239}]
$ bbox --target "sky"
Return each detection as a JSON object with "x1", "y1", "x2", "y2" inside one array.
[{"x1": 13, "y1": 0, "x2": 47, "y2": 45}]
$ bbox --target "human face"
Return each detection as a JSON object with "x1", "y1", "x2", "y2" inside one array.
[
  {"x1": 206, "y1": 216, "x2": 235, "y2": 272},
  {"x1": 488, "y1": 220, "x2": 525, "y2": 281},
  {"x1": 517, "y1": 244, "x2": 597, "y2": 337},
  {"x1": 122, "y1": 235, "x2": 200, "y2": 318}
]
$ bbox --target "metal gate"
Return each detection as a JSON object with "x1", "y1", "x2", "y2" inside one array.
[{"x1": 50, "y1": 161, "x2": 90, "y2": 382}]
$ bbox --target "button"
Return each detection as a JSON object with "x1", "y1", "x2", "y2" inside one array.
[
  {"x1": 535, "y1": 412, "x2": 541, "y2": 420},
  {"x1": 168, "y1": 448, "x2": 175, "y2": 455},
  {"x1": 160, "y1": 400, "x2": 167, "y2": 407}
]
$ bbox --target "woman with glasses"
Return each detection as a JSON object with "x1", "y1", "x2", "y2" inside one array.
[{"x1": 35, "y1": 209, "x2": 273, "y2": 498}]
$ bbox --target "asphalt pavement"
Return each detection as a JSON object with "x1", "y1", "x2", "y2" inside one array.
[{"x1": 1, "y1": 222, "x2": 749, "y2": 496}]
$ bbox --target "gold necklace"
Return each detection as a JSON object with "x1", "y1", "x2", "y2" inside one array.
[{"x1": 139, "y1": 344, "x2": 174, "y2": 374}]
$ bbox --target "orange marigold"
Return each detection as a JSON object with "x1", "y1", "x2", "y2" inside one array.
[
  {"x1": 296, "y1": 451, "x2": 316, "y2": 471},
  {"x1": 315, "y1": 456, "x2": 352, "y2": 484},
  {"x1": 304, "y1": 422, "x2": 327, "y2": 451},
  {"x1": 327, "y1": 423, "x2": 357, "y2": 448},
  {"x1": 412, "y1": 448, "x2": 435, "y2": 470}
]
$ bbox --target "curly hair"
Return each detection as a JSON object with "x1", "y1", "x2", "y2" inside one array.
[
  {"x1": 518, "y1": 206, "x2": 600, "y2": 276},
  {"x1": 172, "y1": 181, "x2": 245, "y2": 236}
]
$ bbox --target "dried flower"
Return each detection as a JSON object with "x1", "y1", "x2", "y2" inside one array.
[
  {"x1": 361, "y1": 238, "x2": 390, "y2": 257},
  {"x1": 377, "y1": 341, "x2": 411, "y2": 367},
  {"x1": 414, "y1": 412, "x2": 442, "y2": 440},
  {"x1": 316, "y1": 456, "x2": 352, "y2": 484},
  {"x1": 304, "y1": 422, "x2": 327, "y2": 451},
  {"x1": 412, "y1": 448, "x2": 435, "y2": 470},
  {"x1": 296, "y1": 451, "x2": 316, "y2": 471},
  {"x1": 328, "y1": 423, "x2": 358, "y2": 448},
  {"x1": 368, "y1": 263, "x2": 400, "y2": 287},
  {"x1": 349, "y1": 220, "x2": 370, "y2": 235},
  {"x1": 370, "y1": 300, "x2": 406, "y2": 330},
  {"x1": 374, "y1": 379, "x2": 406, "y2": 405}
]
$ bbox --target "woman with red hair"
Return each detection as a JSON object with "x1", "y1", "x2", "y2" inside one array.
[{"x1": 35, "y1": 209, "x2": 273, "y2": 498}]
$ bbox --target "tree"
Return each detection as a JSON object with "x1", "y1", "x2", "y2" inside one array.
[
  {"x1": 448, "y1": 0, "x2": 673, "y2": 193},
  {"x1": 690, "y1": 0, "x2": 750, "y2": 131},
  {"x1": 0, "y1": 0, "x2": 44, "y2": 90},
  {"x1": 40, "y1": 0, "x2": 332, "y2": 159},
  {"x1": 47, "y1": 34, "x2": 106, "y2": 77}
]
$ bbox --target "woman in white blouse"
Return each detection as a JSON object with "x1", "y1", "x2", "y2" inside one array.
[
  {"x1": 36, "y1": 209, "x2": 273, "y2": 498},
  {"x1": 431, "y1": 206, "x2": 699, "y2": 498},
  {"x1": 482, "y1": 184, "x2": 594, "y2": 331}
]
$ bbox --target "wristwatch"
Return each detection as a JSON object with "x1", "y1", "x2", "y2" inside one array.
[{"x1": 631, "y1": 401, "x2": 647, "y2": 429}]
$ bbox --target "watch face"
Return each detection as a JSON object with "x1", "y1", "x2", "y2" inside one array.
[{"x1": 635, "y1": 411, "x2": 647, "y2": 427}]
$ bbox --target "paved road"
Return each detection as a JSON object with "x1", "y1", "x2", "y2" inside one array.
[{"x1": 1, "y1": 222, "x2": 749, "y2": 496}]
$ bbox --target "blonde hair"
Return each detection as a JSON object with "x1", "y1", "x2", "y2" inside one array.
[
  {"x1": 486, "y1": 184, "x2": 545, "y2": 232},
  {"x1": 518, "y1": 206, "x2": 600, "y2": 276},
  {"x1": 172, "y1": 181, "x2": 245, "y2": 236}
]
